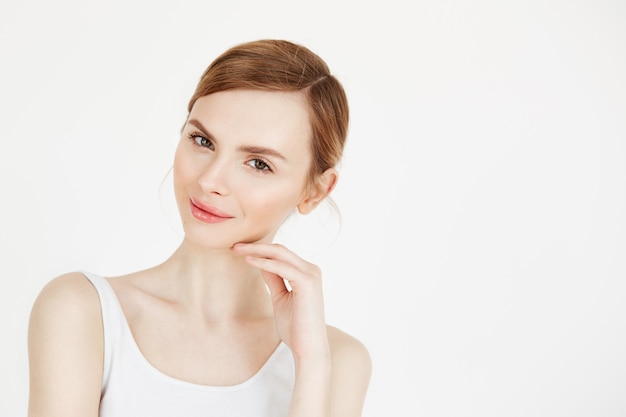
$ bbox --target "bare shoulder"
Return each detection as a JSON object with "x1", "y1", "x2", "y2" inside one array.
[
  {"x1": 30, "y1": 272, "x2": 102, "y2": 324},
  {"x1": 326, "y1": 325, "x2": 372, "y2": 417},
  {"x1": 28, "y1": 272, "x2": 103, "y2": 417},
  {"x1": 29, "y1": 270, "x2": 104, "y2": 365},
  {"x1": 327, "y1": 325, "x2": 371, "y2": 366},
  {"x1": 29, "y1": 271, "x2": 104, "y2": 365},
  {"x1": 34, "y1": 271, "x2": 99, "y2": 299}
]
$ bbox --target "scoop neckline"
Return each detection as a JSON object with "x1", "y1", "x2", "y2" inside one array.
[{"x1": 90, "y1": 272, "x2": 287, "y2": 392}]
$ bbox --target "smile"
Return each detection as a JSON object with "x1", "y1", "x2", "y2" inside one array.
[{"x1": 189, "y1": 198, "x2": 234, "y2": 224}]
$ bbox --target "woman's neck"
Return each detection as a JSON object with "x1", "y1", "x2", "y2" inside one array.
[{"x1": 149, "y1": 238, "x2": 274, "y2": 321}]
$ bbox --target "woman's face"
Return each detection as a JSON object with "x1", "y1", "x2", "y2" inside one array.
[{"x1": 173, "y1": 89, "x2": 315, "y2": 248}]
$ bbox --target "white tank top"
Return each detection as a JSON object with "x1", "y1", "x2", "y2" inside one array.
[{"x1": 82, "y1": 271, "x2": 295, "y2": 417}]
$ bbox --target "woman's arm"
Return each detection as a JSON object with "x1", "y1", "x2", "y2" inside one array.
[
  {"x1": 288, "y1": 326, "x2": 371, "y2": 417},
  {"x1": 28, "y1": 272, "x2": 104, "y2": 417},
  {"x1": 289, "y1": 351, "x2": 333, "y2": 417},
  {"x1": 327, "y1": 326, "x2": 372, "y2": 417}
]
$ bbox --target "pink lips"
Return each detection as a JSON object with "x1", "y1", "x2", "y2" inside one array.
[{"x1": 189, "y1": 198, "x2": 234, "y2": 224}]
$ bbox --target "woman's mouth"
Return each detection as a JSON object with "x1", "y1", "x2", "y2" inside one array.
[{"x1": 189, "y1": 198, "x2": 234, "y2": 224}]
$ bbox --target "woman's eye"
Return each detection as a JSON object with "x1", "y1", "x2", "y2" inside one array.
[
  {"x1": 247, "y1": 159, "x2": 271, "y2": 172},
  {"x1": 191, "y1": 134, "x2": 214, "y2": 150}
]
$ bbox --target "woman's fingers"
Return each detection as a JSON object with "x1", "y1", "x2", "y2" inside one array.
[
  {"x1": 251, "y1": 266, "x2": 289, "y2": 300},
  {"x1": 231, "y1": 243, "x2": 320, "y2": 289},
  {"x1": 232, "y1": 242, "x2": 329, "y2": 358},
  {"x1": 232, "y1": 243, "x2": 303, "y2": 266}
]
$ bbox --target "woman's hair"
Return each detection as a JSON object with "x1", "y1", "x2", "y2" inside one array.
[{"x1": 187, "y1": 39, "x2": 349, "y2": 188}]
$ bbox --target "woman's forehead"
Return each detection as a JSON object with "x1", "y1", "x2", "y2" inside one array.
[{"x1": 187, "y1": 90, "x2": 312, "y2": 157}]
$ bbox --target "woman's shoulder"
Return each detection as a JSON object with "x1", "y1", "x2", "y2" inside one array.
[
  {"x1": 327, "y1": 325, "x2": 371, "y2": 372},
  {"x1": 326, "y1": 325, "x2": 371, "y2": 377},
  {"x1": 326, "y1": 325, "x2": 372, "y2": 414},
  {"x1": 327, "y1": 325, "x2": 370, "y2": 358},
  {"x1": 29, "y1": 272, "x2": 103, "y2": 340},
  {"x1": 28, "y1": 272, "x2": 105, "y2": 415},
  {"x1": 32, "y1": 271, "x2": 101, "y2": 312}
]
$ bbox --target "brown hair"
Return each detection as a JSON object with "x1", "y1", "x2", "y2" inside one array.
[{"x1": 187, "y1": 39, "x2": 349, "y2": 188}]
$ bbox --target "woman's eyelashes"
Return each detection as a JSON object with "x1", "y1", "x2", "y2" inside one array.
[
  {"x1": 189, "y1": 132, "x2": 214, "y2": 150},
  {"x1": 246, "y1": 158, "x2": 273, "y2": 173},
  {"x1": 188, "y1": 132, "x2": 274, "y2": 174}
]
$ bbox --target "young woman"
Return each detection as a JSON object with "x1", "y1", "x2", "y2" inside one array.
[{"x1": 27, "y1": 39, "x2": 371, "y2": 417}]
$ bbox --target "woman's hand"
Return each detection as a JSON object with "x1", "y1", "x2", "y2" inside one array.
[
  {"x1": 233, "y1": 242, "x2": 372, "y2": 417},
  {"x1": 232, "y1": 242, "x2": 330, "y2": 361}
]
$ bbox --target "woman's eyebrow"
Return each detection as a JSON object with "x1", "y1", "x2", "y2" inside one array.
[
  {"x1": 187, "y1": 119, "x2": 213, "y2": 138},
  {"x1": 187, "y1": 118, "x2": 286, "y2": 160},
  {"x1": 238, "y1": 145, "x2": 286, "y2": 161}
]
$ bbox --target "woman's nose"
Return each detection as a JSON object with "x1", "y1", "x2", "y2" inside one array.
[{"x1": 198, "y1": 159, "x2": 230, "y2": 196}]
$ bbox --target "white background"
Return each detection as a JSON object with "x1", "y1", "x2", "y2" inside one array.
[{"x1": 1, "y1": 1, "x2": 625, "y2": 416}]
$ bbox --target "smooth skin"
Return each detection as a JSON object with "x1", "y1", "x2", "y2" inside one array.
[{"x1": 28, "y1": 89, "x2": 371, "y2": 417}]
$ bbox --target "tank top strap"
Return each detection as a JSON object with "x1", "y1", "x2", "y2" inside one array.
[{"x1": 81, "y1": 271, "x2": 122, "y2": 391}]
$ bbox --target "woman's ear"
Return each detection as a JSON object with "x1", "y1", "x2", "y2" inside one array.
[{"x1": 297, "y1": 168, "x2": 338, "y2": 215}]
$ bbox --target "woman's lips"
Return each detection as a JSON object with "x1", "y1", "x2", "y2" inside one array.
[{"x1": 189, "y1": 198, "x2": 234, "y2": 224}]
